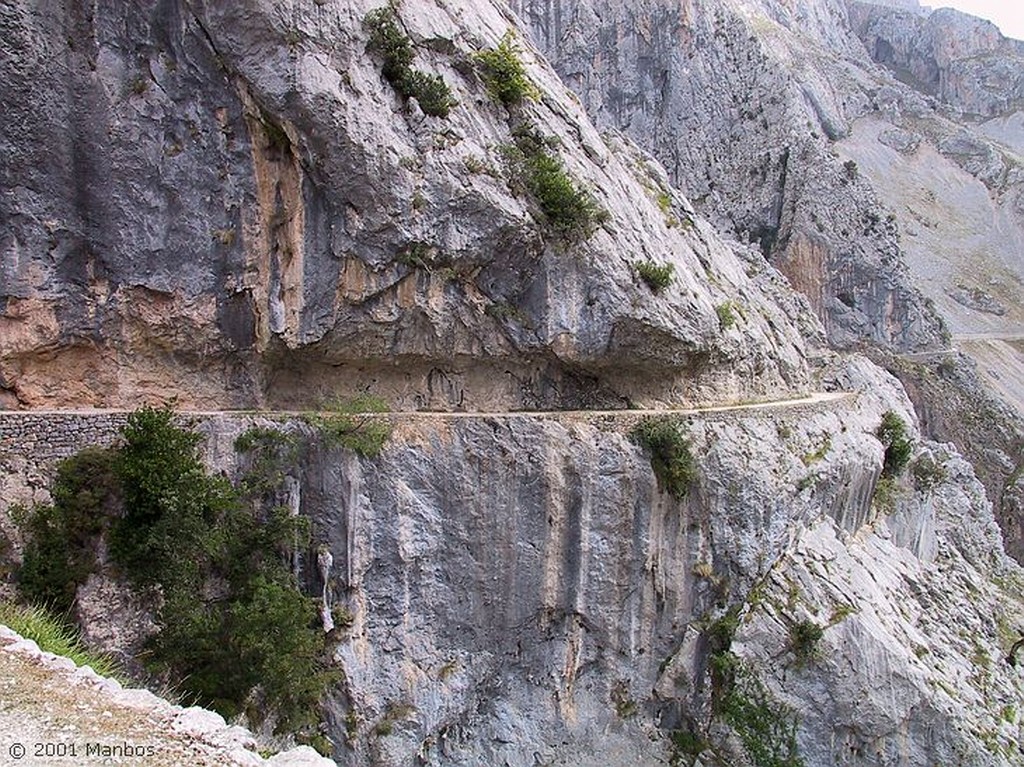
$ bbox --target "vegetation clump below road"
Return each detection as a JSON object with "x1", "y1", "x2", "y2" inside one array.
[{"x1": 7, "y1": 406, "x2": 347, "y2": 752}]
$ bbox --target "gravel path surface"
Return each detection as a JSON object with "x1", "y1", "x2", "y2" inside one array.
[{"x1": 0, "y1": 628, "x2": 334, "y2": 767}]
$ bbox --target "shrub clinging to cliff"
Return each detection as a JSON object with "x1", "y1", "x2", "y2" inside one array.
[
  {"x1": 636, "y1": 260, "x2": 675, "y2": 292},
  {"x1": 307, "y1": 394, "x2": 393, "y2": 457},
  {"x1": 876, "y1": 410, "x2": 912, "y2": 477},
  {"x1": 364, "y1": 4, "x2": 456, "y2": 117},
  {"x1": 474, "y1": 31, "x2": 538, "y2": 106},
  {"x1": 630, "y1": 417, "x2": 698, "y2": 499},
  {"x1": 503, "y1": 125, "x2": 609, "y2": 242},
  {"x1": 12, "y1": 406, "x2": 334, "y2": 739}
]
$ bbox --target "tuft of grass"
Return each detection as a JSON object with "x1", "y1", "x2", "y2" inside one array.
[
  {"x1": 636, "y1": 260, "x2": 674, "y2": 292},
  {"x1": 474, "y1": 31, "x2": 538, "y2": 106},
  {"x1": 611, "y1": 680, "x2": 637, "y2": 719},
  {"x1": 716, "y1": 302, "x2": 737, "y2": 329},
  {"x1": 630, "y1": 417, "x2": 698, "y2": 499},
  {"x1": 827, "y1": 603, "x2": 857, "y2": 626},
  {"x1": 0, "y1": 601, "x2": 122, "y2": 679},
  {"x1": 800, "y1": 435, "x2": 832, "y2": 466}
]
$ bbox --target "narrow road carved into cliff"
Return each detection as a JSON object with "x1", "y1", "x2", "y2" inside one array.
[{"x1": 9, "y1": 392, "x2": 852, "y2": 420}]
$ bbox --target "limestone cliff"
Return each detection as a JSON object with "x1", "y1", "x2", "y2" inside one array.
[
  {"x1": 3, "y1": 1, "x2": 1024, "y2": 766},
  {"x1": 507, "y1": 0, "x2": 949, "y2": 352},
  {"x1": 4, "y1": 358, "x2": 1024, "y2": 766},
  {"x1": 0, "y1": 0, "x2": 816, "y2": 411},
  {"x1": 506, "y1": 0, "x2": 1024, "y2": 583}
]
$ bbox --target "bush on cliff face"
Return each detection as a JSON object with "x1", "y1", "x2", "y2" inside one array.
[
  {"x1": 504, "y1": 126, "x2": 609, "y2": 242},
  {"x1": 364, "y1": 4, "x2": 456, "y2": 117},
  {"x1": 475, "y1": 31, "x2": 538, "y2": 106},
  {"x1": 13, "y1": 407, "x2": 334, "y2": 739},
  {"x1": 876, "y1": 410, "x2": 913, "y2": 478},
  {"x1": 713, "y1": 654, "x2": 804, "y2": 767},
  {"x1": 636, "y1": 259, "x2": 675, "y2": 292},
  {"x1": 630, "y1": 417, "x2": 698, "y2": 499},
  {"x1": 306, "y1": 394, "x2": 393, "y2": 457},
  {"x1": 15, "y1": 447, "x2": 119, "y2": 615}
]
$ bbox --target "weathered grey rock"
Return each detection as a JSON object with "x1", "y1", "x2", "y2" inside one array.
[
  {"x1": 3, "y1": 0, "x2": 1024, "y2": 765},
  {"x1": 246, "y1": 358, "x2": 1021, "y2": 766},
  {"x1": 847, "y1": 2, "x2": 1024, "y2": 115},
  {"x1": 507, "y1": 0, "x2": 949, "y2": 353},
  {"x1": 0, "y1": 0, "x2": 818, "y2": 411},
  {"x1": 3, "y1": 354, "x2": 1023, "y2": 766},
  {"x1": 501, "y1": 0, "x2": 1024, "y2": 567}
]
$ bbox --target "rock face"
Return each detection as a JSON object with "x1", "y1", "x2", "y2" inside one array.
[
  {"x1": 5, "y1": 359, "x2": 1023, "y2": 766},
  {"x1": 0, "y1": 0, "x2": 817, "y2": 411},
  {"x1": 507, "y1": 0, "x2": 949, "y2": 352},
  {"x1": 4, "y1": 1, "x2": 1024, "y2": 766},
  {"x1": 508, "y1": 0, "x2": 1024, "y2": 585},
  {"x1": 847, "y1": 2, "x2": 1024, "y2": 116},
  {"x1": 832, "y1": 3, "x2": 1024, "y2": 564}
]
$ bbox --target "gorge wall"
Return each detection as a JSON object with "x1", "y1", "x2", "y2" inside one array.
[
  {"x1": 4, "y1": 356, "x2": 1024, "y2": 765},
  {"x1": 505, "y1": 0, "x2": 1024, "y2": 572},
  {"x1": 3, "y1": 0, "x2": 1024, "y2": 765},
  {"x1": 507, "y1": 0, "x2": 949, "y2": 352},
  {"x1": 0, "y1": 0, "x2": 817, "y2": 413}
]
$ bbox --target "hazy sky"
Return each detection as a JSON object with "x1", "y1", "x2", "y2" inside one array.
[{"x1": 932, "y1": 2, "x2": 1024, "y2": 41}]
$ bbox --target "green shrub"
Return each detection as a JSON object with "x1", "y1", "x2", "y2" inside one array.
[
  {"x1": 474, "y1": 31, "x2": 537, "y2": 106},
  {"x1": 15, "y1": 448, "x2": 119, "y2": 614},
  {"x1": 872, "y1": 475, "x2": 899, "y2": 513},
  {"x1": 396, "y1": 69, "x2": 456, "y2": 117},
  {"x1": 13, "y1": 406, "x2": 333, "y2": 738},
  {"x1": 504, "y1": 127, "x2": 608, "y2": 241},
  {"x1": 716, "y1": 302, "x2": 737, "y2": 329},
  {"x1": 911, "y1": 454, "x2": 946, "y2": 492},
  {"x1": 636, "y1": 260, "x2": 674, "y2": 292},
  {"x1": 234, "y1": 426, "x2": 299, "y2": 497},
  {"x1": 365, "y1": 5, "x2": 455, "y2": 117},
  {"x1": 713, "y1": 653, "x2": 804, "y2": 767},
  {"x1": 670, "y1": 728, "x2": 708, "y2": 765},
  {"x1": 789, "y1": 620, "x2": 823, "y2": 663},
  {"x1": 630, "y1": 417, "x2": 697, "y2": 499},
  {"x1": 876, "y1": 410, "x2": 912, "y2": 477},
  {"x1": 364, "y1": 5, "x2": 414, "y2": 82},
  {"x1": 0, "y1": 601, "x2": 121, "y2": 679},
  {"x1": 111, "y1": 406, "x2": 233, "y2": 589},
  {"x1": 308, "y1": 395, "x2": 393, "y2": 457},
  {"x1": 706, "y1": 607, "x2": 741, "y2": 654}
]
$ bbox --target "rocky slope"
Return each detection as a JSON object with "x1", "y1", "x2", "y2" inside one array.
[
  {"x1": 5, "y1": 359, "x2": 1024, "y2": 766},
  {"x1": 0, "y1": 625, "x2": 333, "y2": 766},
  {"x1": 3, "y1": 0, "x2": 1024, "y2": 766}
]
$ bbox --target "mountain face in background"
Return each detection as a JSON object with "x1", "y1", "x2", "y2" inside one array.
[{"x1": 2, "y1": 1, "x2": 1024, "y2": 765}]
